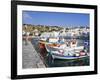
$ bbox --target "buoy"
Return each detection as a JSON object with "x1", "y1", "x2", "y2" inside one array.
[{"x1": 80, "y1": 51, "x2": 86, "y2": 56}]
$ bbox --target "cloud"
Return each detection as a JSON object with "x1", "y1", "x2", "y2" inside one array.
[{"x1": 23, "y1": 12, "x2": 32, "y2": 20}]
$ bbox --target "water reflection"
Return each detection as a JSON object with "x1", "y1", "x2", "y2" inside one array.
[{"x1": 46, "y1": 55, "x2": 89, "y2": 67}]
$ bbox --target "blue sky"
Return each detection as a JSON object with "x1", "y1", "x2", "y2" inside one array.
[{"x1": 22, "y1": 11, "x2": 89, "y2": 27}]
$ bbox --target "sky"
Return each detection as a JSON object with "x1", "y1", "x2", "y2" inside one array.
[{"x1": 22, "y1": 11, "x2": 89, "y2": 27}]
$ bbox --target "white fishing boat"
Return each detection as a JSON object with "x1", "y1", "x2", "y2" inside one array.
[
  {"x1": 45, "y1": 38, "x2": 89, "y2": 60},
  {"x1": 39, "y1": 31, "x2": 89, "y2": 60}
]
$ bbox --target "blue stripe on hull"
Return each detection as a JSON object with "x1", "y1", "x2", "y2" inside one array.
[{"x1": 52, "y1": 54, "x2": 88, "y2": 59}]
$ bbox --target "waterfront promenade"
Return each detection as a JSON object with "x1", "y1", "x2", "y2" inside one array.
[{"x1": 22, "y1": 40, "x2": 46, "y2": 68}]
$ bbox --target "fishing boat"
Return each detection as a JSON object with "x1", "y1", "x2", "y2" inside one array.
[
  {"x1": 39, "y1": 31, "x2": 89, "y2": 60},
  {"x1": 45, "y1": 38, "x2": 89, "y2": 60},
  {"x1": 39, "y1": 32, "x2": 59, "y2": 49}
]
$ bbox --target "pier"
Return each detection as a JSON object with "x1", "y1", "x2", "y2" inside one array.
[{"x1": 22, "y1": 40, "x2": 46, "y2": 68}]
